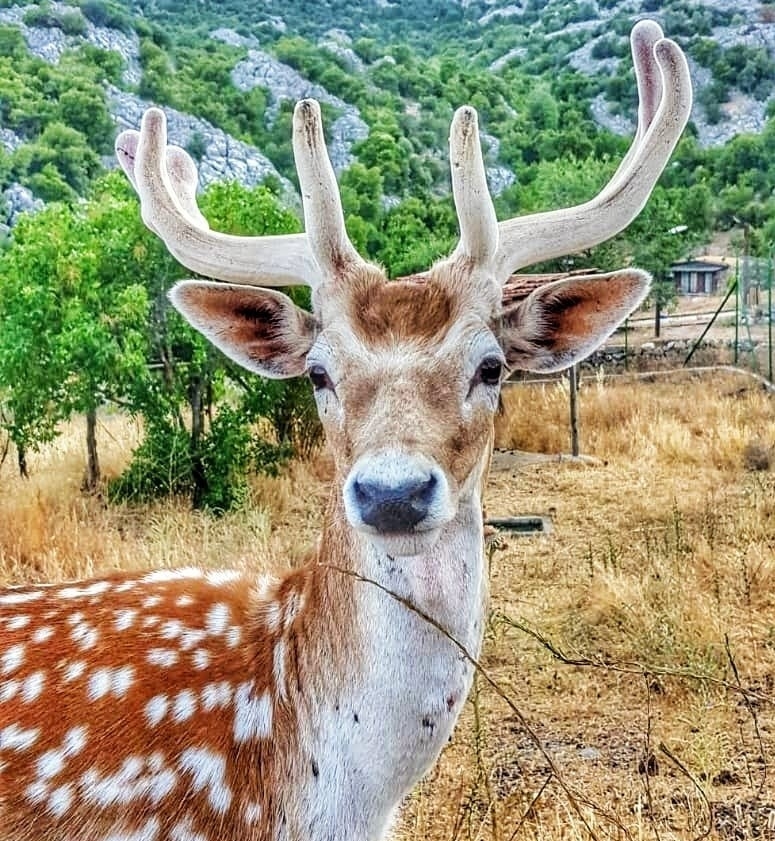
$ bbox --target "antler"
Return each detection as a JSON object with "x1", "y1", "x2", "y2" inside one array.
[
  {"x1": 115, "y1": 106, "x2": 364, "y2": 289},
  {"x1": 491, "y1": 20, "x2": 692, "y2": 285},
  {"x1": 448, "y1": 106, "x2": 499, "y2": 266},
  {"x1": 292, "y1": 99, "x2": 366, "y2": 280}
]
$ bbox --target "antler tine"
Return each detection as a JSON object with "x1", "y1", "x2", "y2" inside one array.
[
  {"x1": 492, "y1": 27, "x2": 692, "y2": 285},
  {"x1": 292, "y1": 99, "x2": 365, "y2": 280},
  {"x1": 607, "y1": 19, "x2": 664, "y2": 189},
  {"x1": 116, "y1": 129, "x2": 210, "y2": 233},
  {"x1": 448, "y1": 106, "x2": 499, "y2": 267},
  {"x1": 116, "y1": 108, "x2": 318, "y2": 288}
]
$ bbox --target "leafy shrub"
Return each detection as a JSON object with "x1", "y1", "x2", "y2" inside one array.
[
  {"x1": 107, "y1": 420, "x2": 193, "y2": 504},
  {"x1": 78, "y1": 0, "x2": 133, "y2": 33},
  {"x1": 60, "y1": 10, "x2": 87, "y2": 36}
]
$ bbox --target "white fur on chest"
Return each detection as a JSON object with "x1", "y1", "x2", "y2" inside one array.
[{"x1": 293, "y1": 501, "x2": 486, "y2": 840}]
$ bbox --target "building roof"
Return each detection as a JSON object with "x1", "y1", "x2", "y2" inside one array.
[
  {"x1": 670, "y1": 260, "x2": 729, "y2": 272},
  {"x1": 504, "y1": 269, "x2": 600, "y2": 304}
]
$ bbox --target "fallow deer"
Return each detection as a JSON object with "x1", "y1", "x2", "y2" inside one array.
[{"x1": 0, "y1": 20, "x2": 691, "y2": 841}]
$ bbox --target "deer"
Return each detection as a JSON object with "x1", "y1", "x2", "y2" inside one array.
[{"x1": 0, "y1": 20, "x2": 690, "y2": 841}]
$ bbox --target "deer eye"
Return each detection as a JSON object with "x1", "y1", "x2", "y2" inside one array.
[
  {"x1": 476, "y1": 357, "x2": 503, "y2": 387},
  {"x1": 308, "y1": 364, "x2": 334, "y2": 391}
]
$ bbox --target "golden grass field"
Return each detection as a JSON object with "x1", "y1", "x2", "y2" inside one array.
[{"x1": 1, "y1": 369, "x2": 773, "y2": 840}]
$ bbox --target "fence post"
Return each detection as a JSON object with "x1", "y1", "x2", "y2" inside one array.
[
  {"x1": 569, "y1": 364, "x2": 579, "y2": 457},
  {"x1": 768, "y1": 247, "x2": 773, "y2": 384},
  {"x1": 734, "y1": 255, "x2": 740, "y2": 366}
]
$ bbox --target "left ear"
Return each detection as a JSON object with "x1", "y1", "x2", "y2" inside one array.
[
  {"x1": 500, "y1": 270, "x2": 650, "y2": 373},
  {"x1": 169, "y1": 281, "x2": 318, "y2": 378}
]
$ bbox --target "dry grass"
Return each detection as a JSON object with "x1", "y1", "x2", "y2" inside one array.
[{"x1": 1, "y1": 371, "x2": 774, "y2": 840}]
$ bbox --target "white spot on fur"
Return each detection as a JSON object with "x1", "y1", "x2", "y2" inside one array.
[
  {"x1": 205, "y1": 603, "x2": 230, "y2": 636},
  {"x1": 170, "y1": 816, "x2": 208, "y2": 841},
  {"x1": 114, "y1": 609, "x2": 137, "y2": 631},
  {"x1": 1, "y1": 644, "x2": 25, "y2": 675},
  {"x1": 32, "y1": 626, "x2": 54, "y2": 644},
  {"x1": 263, "y1": 602, "x2": 282, "y2": 634},
  {"x1": 205, "y1": 570, "x2": 241, "y2": 586},
  {"x1": 172, "y1": 689, "x2": 197, "y2": 723},
  {"x1": 176, "y1": 595, "x2": 195, "y2": 608},
  {"x1": 58, "y1": 581, "x2": 110, "y2": 599},
  {"x1": 160, "y1": 619, "x2": 184, "y2": 640},
  {"x1": 179, "y1": 628, "x2": 206, "y2": 650},
  {"x1": 147, "y1": 648, "x2": 178, "y2": 668},
  {"x1": 88, "y1": 666, "x2": 135, "y2": 700},
  {"x1": 0, "y1": 591, "x2": 43, "y2": 605},
  {"x1": 244, "y1": 800, "x2": 262, "y2": 825},
  {"x1": 283, "y1": 590, "x2": 306, "y2": 628},
  {"x1": 177, "y1": 748, "x2": 232, "y2": 813},
  {"x1": 47, "y1": 783, "x2": 74, "y2": 818},
  {"x1": 145, "y1": 695, "x2": 169, "y2": 727},
  {"x1": 192, "y1": 649, "x2": 210, "y2": 670},
  {"x1": 36, "y1": 748, "x2": 65, "y2": 780},
  {"x1": 227, "y1": 626, "x2": 242, "y2": 648},
  {"x1": 233, "y1": 682, "x2": 272, "y2": 742},
  {"x1": 142, "y1": 595, "x2": 162, "y2": 609},
  {"x1": 21, "y1": 671, "x2": 45, "y2": 702},
  {"x1": 63, "y1": 661, "x2": 87, "y2": 682},
  {"x1": 6, "y1": 615, "x2": 30, "y2": 630},
  {"x1": 143, "y1": 568, "x2": 203, "y2": 583},
  {"x1": 64, "y1": 726, "x2": 88, "y2": 755},
  {"x1": 0, "y1": 680, "x2": 19, "y2": 701},
  {"x1": 82, "y1": 757, "x2": 176, "y2": 809},
  {"x1": 25, "y1": 780, "x2": 48, "y2": 804},
  {"x1": 0, "y1": 723, "x2": 40, "y2": 751},
  {"x1": 201, "y1": 681, "x2": 232, "y2": 712},
  {"x1": 273, "y1": 640, "x2": 286, "y2": 699},
  {"x1": 70, "y1": 622, "x2": 98, "y2": 650},
  {"x1": 104, "y1": 816, "x2": 161, "y2": 841}
]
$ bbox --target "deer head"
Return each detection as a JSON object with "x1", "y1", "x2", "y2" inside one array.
[{"x1": 115, "y1": 20, "x2": 691, "y2": 559}]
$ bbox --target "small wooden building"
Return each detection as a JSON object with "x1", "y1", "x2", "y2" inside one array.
[{"x1": 670, "y1": 259, "x2": 729, "y2": 295}]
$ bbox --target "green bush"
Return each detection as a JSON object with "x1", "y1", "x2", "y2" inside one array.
[
  {"x1": 78, "y1": 0, "x2": 133, "y2": 33},
  {"x1": 60, "y1": 10, "x2": 87, "y2": 36},
  {"x1": 107, "y1": 419, "x2": 192, "y2": 503}
]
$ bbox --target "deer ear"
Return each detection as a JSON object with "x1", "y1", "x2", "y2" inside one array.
[
  {"x1": 169, "y1": 281, "x2": 318, "y2": 378},
  {"x1": 500, "y1": 270, "x2": 650, "y2": 373}
]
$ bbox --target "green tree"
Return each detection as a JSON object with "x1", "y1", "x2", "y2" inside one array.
[{"x1": 0, "y1": 179, "x2": 152, "y2": 488}]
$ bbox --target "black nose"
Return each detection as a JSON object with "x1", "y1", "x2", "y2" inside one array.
[{"x1": 352, "y1": 474, "x2": 438, "y2": 532}]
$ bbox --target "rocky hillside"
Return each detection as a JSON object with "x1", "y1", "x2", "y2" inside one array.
[{"x1": 0, "y1": 0, "x2": 774, "y2": 246}]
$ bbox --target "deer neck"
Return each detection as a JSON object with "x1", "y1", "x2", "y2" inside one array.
[{"x1": 278, "y1": 462, "x2": 488, "y2": 838}]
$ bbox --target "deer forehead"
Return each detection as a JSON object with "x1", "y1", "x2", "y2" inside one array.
[{"x1": 315, "y1": 277, "x2": 500, "y2": 378}]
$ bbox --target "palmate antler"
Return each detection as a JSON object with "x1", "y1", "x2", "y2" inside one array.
[{"x1": 115, "y1": 20, "x2": 691, "y2": 291}]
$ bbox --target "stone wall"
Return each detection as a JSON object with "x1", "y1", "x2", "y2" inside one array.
[{"x1": 583, "y1": 338, "x2": 755, "y2": 372}]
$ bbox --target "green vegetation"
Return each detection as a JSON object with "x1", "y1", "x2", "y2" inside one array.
[{"x1": 0, "y1": 175, "x2": 317, "y2": 509}]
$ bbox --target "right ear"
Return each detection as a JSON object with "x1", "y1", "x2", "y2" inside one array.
[{"x1": 169, "y1": 281, "x2": 318, "y2": 378}]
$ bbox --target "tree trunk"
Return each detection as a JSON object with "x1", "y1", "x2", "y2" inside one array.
[
  {"x1": 83, "y1": 408, "x2": 100, "y2": 493},
  {"x1": 189, "y1": 374, "x2": 208, "y2": 509},
  {"x1": 17, "y1": 445, "x2": 28, "y2": 479}
]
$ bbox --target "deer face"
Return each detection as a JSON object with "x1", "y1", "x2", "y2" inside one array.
[
  {"x1": 313, "y1": 269, "x2": 503, "y2": 555},
  {"x1": 172, "y1": 260, "x2": 506, "y2": 556},
  {"x1": 117, "y1": 25, "x2": 692, "y2": 554}
]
